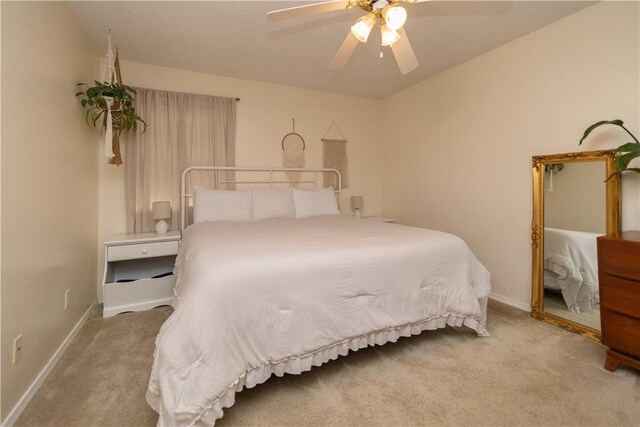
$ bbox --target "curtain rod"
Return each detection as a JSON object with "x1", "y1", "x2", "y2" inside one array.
[{"x1": 132, "y1": 86, "x2": 239, "y2": 102}]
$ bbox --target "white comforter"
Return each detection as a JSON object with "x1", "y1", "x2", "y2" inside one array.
[
  {"x1": 147, "y1": 216, "x2": 491, "y2": 426},
  {"x1": 544, "y1": 227, "x2": 600, "y2": 312}
]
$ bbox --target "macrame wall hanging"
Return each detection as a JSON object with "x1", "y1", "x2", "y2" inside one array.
[
  {"x1": 322, "y1": 121, "x2": 349, "y2": 189},
  {"x1": 281, "y1": 119, "x2": 306, "y2": 186}
]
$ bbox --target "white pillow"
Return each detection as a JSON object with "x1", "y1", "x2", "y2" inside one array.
[
  {"x1": 293, "y1": 187, "x2": 340, "y2": 219},
  {"x1": 193, "y1": 186, "x2": 252, "y2": 223},
  {"x1": 250, "y1": 188, "x2": 295, "y2": 221}
]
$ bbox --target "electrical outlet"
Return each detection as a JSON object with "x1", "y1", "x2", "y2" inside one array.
[
  {"x1": 64, "y1": 289, "x2": 71, "y2": 310},
  {"x1": 13, "y1": 334, "x2": 23, "y2": 364}
]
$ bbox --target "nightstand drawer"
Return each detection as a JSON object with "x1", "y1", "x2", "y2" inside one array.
[
  {"x1": 108, "y1": 241, "x2": 179, "y2": 262},
  {"x1": 103, "y1": 275, "x2": 175, "y2": 318}
]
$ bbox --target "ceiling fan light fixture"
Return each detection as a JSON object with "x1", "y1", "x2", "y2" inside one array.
[
  {"x1": 383, "y1": 6, "x2": 407, "y2": 31},
  {"x1": 350, "y1": 13, "x2": 376, "y2": 43},
  {"x1": 380, "y1": 24, "x2": 400, "y2": 47}
]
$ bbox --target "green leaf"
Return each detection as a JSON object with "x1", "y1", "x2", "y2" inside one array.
[
  {"x1": 579, "y1": 119, "x2": 624, "y2": 145},
  {"x1": 615, "y1": 142, "x2": 640, "y2": 152},
  {"x1": 616, "y1": 150, "x2": 640, "y2": 171},
  {"x1": 92, "y1": 110, "x2": 104, "y2": 127}
]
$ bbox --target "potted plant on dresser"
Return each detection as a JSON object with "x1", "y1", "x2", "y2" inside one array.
[{"x1": 580, "y1": 119, "x2": 640, "y2": 372}]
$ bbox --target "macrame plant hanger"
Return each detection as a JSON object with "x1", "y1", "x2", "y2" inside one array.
[
  {"x1": 545, "y1": 163, "x2": 564, "y2": 192},
  {"x1": 281, "y1": 118, "x2": 306, "y2": 186},
  {"x1": 103, "y1": 29, "x2": 125, "y2": 165},
  {"x1": 321, "y1": 121, "x2": 349, "y2": 189}
]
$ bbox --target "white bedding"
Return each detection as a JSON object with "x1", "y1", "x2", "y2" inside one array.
[
  {"x1": 147, "y1": 216, "x2": 491, "y2": 426},
  {"x1": 544, "y1": 227, "x2": 600, "y2": 312}
]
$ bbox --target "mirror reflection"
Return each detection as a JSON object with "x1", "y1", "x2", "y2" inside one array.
[
  {"x1": 543, "y1": 161, "x2": 605, "y2": 331},
  {"x1": 531, "y1": 149, "x2": 620, "y2": 341}
]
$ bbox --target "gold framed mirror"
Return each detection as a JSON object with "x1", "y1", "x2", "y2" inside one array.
[{"x1": 531, "y1": 150, "x2": 620, "y2": 341}]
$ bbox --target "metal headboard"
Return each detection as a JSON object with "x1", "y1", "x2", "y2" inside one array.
[{"x1": 180, "y1": 166, "x2": 342, "y2": 232}]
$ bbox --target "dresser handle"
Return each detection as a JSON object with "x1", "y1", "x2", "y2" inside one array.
[{"x1": 142, "y1": 249, "x2": 148, "y2": 254}]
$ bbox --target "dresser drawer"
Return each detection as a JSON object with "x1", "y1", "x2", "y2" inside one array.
[
  {"x1": 600, "y1": 274, "x2": 640, "y2": 319},
  {"x1": 108, "y1": 241, "x2": 179, "y2": 262},
  {"x1": 598, "y1": 237, "x2": 640, "y2": 281},
  {"x1": 601, "y1": 310, "x2": 640, "y2": 358}
]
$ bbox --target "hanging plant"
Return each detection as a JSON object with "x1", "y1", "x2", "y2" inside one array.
[
  {"x1": 76, "y1": 81, "x2": 145, "y2": 133},
  {"x1": 579, "y1": 119, "x2": 640, "y2": 180},
  {"x1": 544, "y1": 163, "x2": 564, "y2": 174},
  {"x1": 76, "y1": 81, "x2": 146, "y2": 165}
]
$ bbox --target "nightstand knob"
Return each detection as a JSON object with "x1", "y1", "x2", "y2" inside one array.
[{"x1": 142, "y1": 248, "x2": 148, "y2": 254}]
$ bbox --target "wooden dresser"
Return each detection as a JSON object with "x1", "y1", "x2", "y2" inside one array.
[{"x1": 597, "y1": 231, "x2": 640, "y2": 372}]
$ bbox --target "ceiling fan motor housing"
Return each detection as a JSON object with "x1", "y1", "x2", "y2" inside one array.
[{"x1": 352, "y1": 0, "x2": 410, "y2": 12}]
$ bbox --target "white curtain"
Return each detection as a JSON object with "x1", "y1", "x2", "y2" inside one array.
[{"x1": 124, "y1": 88, "x2": 236, "y2": 233}]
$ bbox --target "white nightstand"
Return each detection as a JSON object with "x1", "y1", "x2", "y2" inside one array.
[
  {"x1": 362, "y1": 216, "x2": 396, "y2": 224},
  {"x1": 102, "y1": 231, "x2": 181, "y2": 318}
]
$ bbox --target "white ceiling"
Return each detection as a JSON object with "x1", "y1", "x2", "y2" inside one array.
[{"x1": 68, "y1": 1, "x2": 595, "y2": 99}]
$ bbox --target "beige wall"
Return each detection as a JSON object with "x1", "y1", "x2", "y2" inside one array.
[
  {"x1": 544, "y1": 161, "x2": 606, "y2": 234},
  {"x1": 97, "y1": 60, "x2": 384, "y2": 298},
  {"x1": 1, "y1": 2, "x2": 99, "y2": 420},
  {"x1": 381, "y1": 2, "x2": 640, "y2": 306}
]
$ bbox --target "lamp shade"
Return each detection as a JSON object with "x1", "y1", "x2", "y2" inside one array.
[
  {"x1": 152, "y1": 201, "x2": 171, "y2": 220},
  {"x1": 351, "y1": 13, "x2": 376, "y2": 43},
  {"x1": 380, "y1": 24, "x2": 400, "y2": 47},
  {"x1": 351, "y1": 196, "x2": 363, "y2": 210},
  {"x1": 383, "y1": 6, "x2": 407, "y2": 31}
]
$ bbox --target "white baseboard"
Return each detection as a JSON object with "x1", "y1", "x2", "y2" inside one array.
[
  {"x1": 2, "y1": 300, "x2": 98, "y2": 427},
  {"x1": 489, "y1": 292, "x2": 530, "y2": 312}
]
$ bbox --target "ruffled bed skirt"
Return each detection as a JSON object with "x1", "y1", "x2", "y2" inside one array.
[
  {"x1": 147, "y1": 303, "x2": 489, "y2": 427},
  {"x1": 544, "y1": 262, "x2": 599, "y2": 313},
  {"x1": 569, "y1": 293, "x2": 600, "y2": 313}
]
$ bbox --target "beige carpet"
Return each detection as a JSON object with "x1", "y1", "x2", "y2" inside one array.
[{"x1": 16, "y1": 301, "x2": 639, "y2": 427}]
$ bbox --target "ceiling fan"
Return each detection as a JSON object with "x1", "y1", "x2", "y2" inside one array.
[{"x1": 267, "y1": 0, "x2": 428, "y2": 75}]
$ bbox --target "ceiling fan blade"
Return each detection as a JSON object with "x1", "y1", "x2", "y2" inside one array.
[
  {"x1": 329, "y1": 32, "x2": 359, "y2": 70},
  {"x1": 267, "y1": 0, "x2": 350, "y2": 22},
  {"x1": 391, "y1": 27, "x2": 418, "y2": 74}
]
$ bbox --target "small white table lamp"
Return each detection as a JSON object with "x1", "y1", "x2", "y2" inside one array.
[
  {"x1": 152, "y1": 201, "x2": 171, "y2": 234},
  {"x1": 351, "y1": 196, "x2": 363, "y2": 218}
]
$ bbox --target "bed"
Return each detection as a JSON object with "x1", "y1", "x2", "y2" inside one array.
[
  {"x1": 543, "y1": 227, "x2": 600, "y2": 313},
  {"x1": 146, "y1": 167, "x2": 491, "y2": 426}
]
